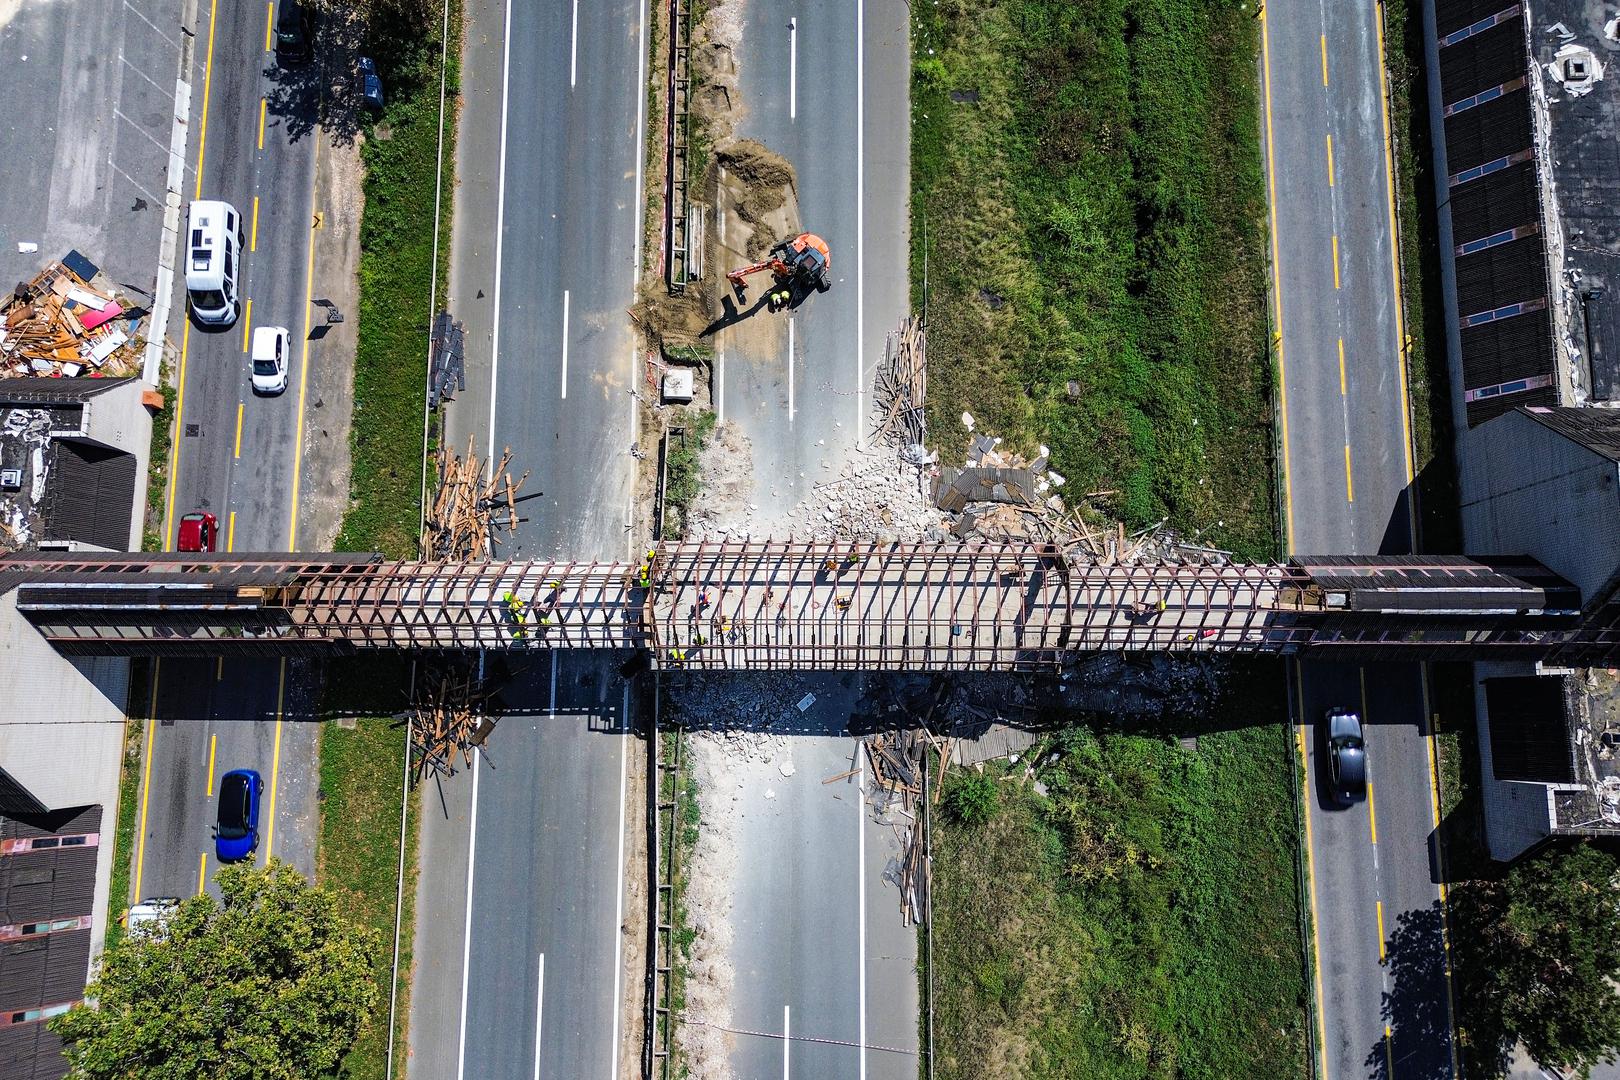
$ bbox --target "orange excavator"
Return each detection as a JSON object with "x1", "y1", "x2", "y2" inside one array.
[{"x1": 726, "y1": 232, "x2": 832, "y2": 309}]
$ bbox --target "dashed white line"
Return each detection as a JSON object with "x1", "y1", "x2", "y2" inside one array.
[
  {"x1": 787, "y1": 316, "x2": 796, "y2": 423},
  {"x1": 855, "y1": 0, "x2": 866, "y2": 450},
  {"x1": 783, "y1": 1005, "x2": 791, "y2": 1079},
  {"x1": 717, "y1": 348, "x2": 726, "y2": 424},
  {"x1": 485, "y1": 0, "x2": 515, "y2": 464},
  {"x1": 789, "y1": 17, "x2": 797, "y2": 120},
  {"x1": 570, "y1": 0, "x2": 579, "y2": 89},
  {"x1": 560, "y1": 290, "x2": 571, "y2": 400},
  {"x1": 610, "y1": 680, "x2": 630, "y2": 1079},
  {"x1": 858, "y1": 748, "x2": 868, "y2": 1079},
  {"x1": 532, "y1": 953, "x2": 545, "y2": 1080},
  {"x1": 455, "y1": 749, "x2": 482, "y2": 1080}
]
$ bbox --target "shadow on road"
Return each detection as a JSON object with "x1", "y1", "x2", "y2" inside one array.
[{"x1": 1374, "y1": 900, "x2": 1455, "y2": 1080}]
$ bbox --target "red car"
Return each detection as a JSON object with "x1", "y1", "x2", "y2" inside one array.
[{"x1": 176, "y1": 511, "x2": 217, "y2": 553}]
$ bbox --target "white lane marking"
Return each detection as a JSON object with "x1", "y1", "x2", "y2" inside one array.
[
  {"x1": 855, "y1": 0, "x2": 866, "y2": 450},
  {"x1": 610, "y1": 680, "x2": 630, "y2": 1079},
  {"x1": 787, "y1": 316, "x2": 796, "y2": 424},
  {"x1": 626, "y1": 0, "x2": 649, "y2": 516},
  {"x1": 560, "y1": 290, "x2": 571, "y2": 400},
  {"x1": 789, "y1": 17, "x2": 797, "y2": 120},
  {"x1": 570, "y1": 0, "x2": 579, "y2": 88},
  {"x1": 455, "y1": 748, "x2": 482, "y2": 1080},
  {"x1": 783, "y1": 1005, "x2": 791, "y2": 1079},
  {"x1": 717, "y1": 348, "x2": 726, "y2": 424},
  {"x1": 486, "y1": 0, "x2": 516, "y2": 465},
  {"x1": 533, "y1": 953, "x2": 545, "y2": 1080},
  {"x1": 858, "y1": 747, "x2": 867, "y2": 1079}
]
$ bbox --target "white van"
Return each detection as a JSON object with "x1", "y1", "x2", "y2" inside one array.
[{"x1": 185, "y1": 200, "x2": 244, "y2": 326}]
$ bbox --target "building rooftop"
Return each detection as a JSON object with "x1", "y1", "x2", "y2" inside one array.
[{"x1": 1528, "y1": 0, "x2": 1620, "y2": 402}]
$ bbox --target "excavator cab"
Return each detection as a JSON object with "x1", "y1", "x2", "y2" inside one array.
[{"x1": 726, "y1": 232, "x2": 832, "y2": 307}]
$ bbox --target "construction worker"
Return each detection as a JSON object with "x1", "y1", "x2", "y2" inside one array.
[
  {"x1": 821, "y1": 556, "x2": 840, "y2": 573},
  {"x1": 844, "y1": 550, "x2": 864, "y2": 569},
  {"x1": 835, "y1": 594, "x2": 852, "y2": 612},
  {"x1": 502, "y1": 591, "x2": 529, "y2": 640},
  {"x1": 697, "y1": 588, "x2": 713, "y2": 614},
  {"x1": 667, "y1": 647, "x2": 687, "y2": 668}
]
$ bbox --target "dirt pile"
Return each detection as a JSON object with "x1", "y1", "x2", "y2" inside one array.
[{"x1": 714, "y1": 140, "x2": 796, "y2": 260}]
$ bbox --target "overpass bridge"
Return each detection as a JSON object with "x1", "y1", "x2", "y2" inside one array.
[{"x1": 2, "y1": 542, "x2": 1612, "y2": 670}]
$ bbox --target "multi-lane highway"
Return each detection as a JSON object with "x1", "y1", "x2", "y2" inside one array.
[
  {"x1": 406, "y1": 0, "x2": 647, "y2": 1075},
  {"x1": 131, "y1": 0, "x2": 330, "y2": 906},
  {"x1": 1262, "y1": 0, "x2": 1456, "y2": 1075}
]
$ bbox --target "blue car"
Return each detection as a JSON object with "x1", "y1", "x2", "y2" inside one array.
[
  {"x1": 356, "y1": 56, "x2": 385, "y2": 111},
  {"x1": 215, "y1": 769, "x2": 263, "y2": 863}
]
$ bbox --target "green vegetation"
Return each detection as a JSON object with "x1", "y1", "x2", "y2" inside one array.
[
  {"x1": 143, "y1": 377, "x2": 176, "y2": 552},
  {"x1": 103, "y1": 704, "x2": 147, "y2": 951},
  {"x1": 333, "y1": 2, "x2": 461, "y2": 559},
  {"x1": 912, "y1": 0, "x2": 1276, "y2": 558},
  {"x1": 931, "y1": 664, "x2": 1307, "y2": 1079},
  {"x1": 317, "y1": 713, "x2": 418, "y2": 1080},
  {"x1": 656, "y1": 731, "x2": 703, "y2": 1075},
  {"x1": 52, "y1": 862, "x2": 382, "y2": 1079},
  {"x1": 1381, "y1": 0, "x2": 1461, "y2": 550},
  {"x1": 1452, "y1": 843, "x2": 1620, "y2": 1076},
  {"x1": 662, "y1": 410, "x2": 718, "y2": 540}
]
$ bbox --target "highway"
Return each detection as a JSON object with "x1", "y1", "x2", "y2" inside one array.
[
  {"x1": 131, "y1": 0, "x2": 333, "y2": 908},
  {"x1": 1261, "y1": 0, "x2": 1457, "y2": 1075},
  {"x1": 702, "y1": 1, "x2": 918, "y2": 1076},
  {"x1": 406, "y1": 0, "x2": 647, "y2": 1075}
]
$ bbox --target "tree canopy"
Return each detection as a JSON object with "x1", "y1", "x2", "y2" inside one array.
[
  {"x1": 1453, "y1": 841, "x2": 1620, "y2": 1078},
  {"x1": 51, "y1": 860, "x2": 382, "y2": 1080}
]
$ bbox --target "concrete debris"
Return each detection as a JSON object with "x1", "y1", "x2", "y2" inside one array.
[
  {"x1": 1, "y1": 253, "x2": 142, "y2": 379},
  {"x1": 1549, "y1": 42, "x2": 1604, "y2": 97}
]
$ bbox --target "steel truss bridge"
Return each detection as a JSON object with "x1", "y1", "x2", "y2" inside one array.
[{"x1": 1, "y1": 542, "x2": 1614, "y2": 671}]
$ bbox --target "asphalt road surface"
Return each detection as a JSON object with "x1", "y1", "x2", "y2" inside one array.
[
  {"x1": 1262, "y1": 1, "x2": 1456, "y2": 1075},
  {"x1": 703, "y1": 1, "x2": 919, "y2": 1076},
  {"x1": 408, "y1": 0, "x2": 648, "y2": 1075},
  {"x1": 132, "y1": 0, "x2": 325, "y2": 905}
]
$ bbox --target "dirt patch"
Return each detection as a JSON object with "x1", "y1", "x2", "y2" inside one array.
[{"x1": 714, "y1": 141, "x2": 796, "y2": 261}]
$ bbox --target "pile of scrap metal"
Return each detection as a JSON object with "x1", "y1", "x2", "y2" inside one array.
[{"x1": 1, "y1": 253, "x2": 142, "y2": 379}]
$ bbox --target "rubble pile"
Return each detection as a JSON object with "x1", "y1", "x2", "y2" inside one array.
[
  {"x1": 0, "y1": 408, "x2": 50, "y2": 548},
  {"x1": 1, "y1": 254, "x2": 142, "y2": 379}
]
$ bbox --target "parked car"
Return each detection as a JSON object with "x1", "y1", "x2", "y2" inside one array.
[
  {"x1": 274, "y1": 0, "x2": 313, "y2": 65},
  {"x1": 250, "y1": 325, "x2": 290, "y2": 395},
  {"x1": 126, "y1": 897, "x2": 179, "y2": 934},
  {"x1": 176, "y1": 511, "x2": 217, "y2": 553},
  {"x1": 214, "y1": 769, "x2": 263, "y2": 863},
  {"x1": 356, "y1": 56, "x2": 384, "y2": 111},
  {"x1": 1326, "y1": 708, "x2": 1367, "y2": 805}
]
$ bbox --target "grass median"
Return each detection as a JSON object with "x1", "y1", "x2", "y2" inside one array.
[
  {"x1": 316, "y1": 3, "x2": 461, "y2": 1076},
  {"x1": 930, "y1": 662, "x2": 1308, "y2": 1078},
  {"x1": 912, "y1": 0, "x2": 1276, "y2": 559}
]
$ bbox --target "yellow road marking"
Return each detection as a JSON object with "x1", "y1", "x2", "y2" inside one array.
[
  {"x1": 264, "y1": 1, "x2": 274, "y2": 51},
  {"x1": 265, "y1": 660, "x2": 286, "y2": 861},
  {"x1": 1374, "y1": 4, "x2": 1417, "y2": 493},
  {"x1": 131, "y1": 667, "x2": 161, "y2": 904},
  {"x1": 161, "y1": 321, "x2": 191, "y2": 550},
  {"x1": 197, "y1": 852, "x2": 207, "y2": 895},
  {"x1": 1332, "y1": 234, "x2": 1341, "y2": 289},
  {"x1": 286, "y1": 141, "x2": 321, "y2": 551},
  {"x1": 206, "y1": 733, "x2": 217, "y2": 792},
  {"x1": 234, "y1": 402, "x2": 244, "y2": 458},
  {"x1": 1294, "y1": 684, "x2": 1331, "y2": 1080},
  {"x1": 1367, "y1": 780, "x2": 1378, "y2": 845},
  {"x1": 227, "y1": 510, "x2": 236, "y2": 552},
  {"x1": 1344, "y1": 444, "x2": 1354, "y2": 502},
  {"x1": 192, "y1": 0, "x2": 219, "y2": 200},
  {"x1": 1325, "y1": 133, "x2": 1335, "y2": 187},
  {"x1": 1261, "y1": 7, "x2": 1296, "y2": 550},
  {"x1": 1376, "y1": 899, "x2": 1387, "y2": 961},
  {"x1": 1384, "y1": 1026, "x2": 1395, "y2": 1075},
  {"x1": 250, "y1": 196, "x2": 260, "y2": 252},
  {"x1": 1321, "y1": 33, "x2": 1329, "y2": 86},
  {"x1": 258, "y1": 98, "x2": 267, "y2": 150},
  {"x1": 1338, "y1": 338, "x2": 1347, "y2": 395},
  {"x1": 241, "y1": 298, "x2": 252, "y2": 352}
]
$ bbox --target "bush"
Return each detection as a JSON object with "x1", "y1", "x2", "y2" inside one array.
[{"x1": 945, "y1": 771, "x2": 1000, "y2": 827}]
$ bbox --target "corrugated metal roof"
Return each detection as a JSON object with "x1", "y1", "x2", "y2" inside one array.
[
  {"x1": 38, "y1": 441, "x2": 134, "y2": 552},
  {"x1": 1519, "y1": 406, "x2": 1620, "y2": 461},
  {"x1": 1486, "y1": 675, "x2": 1576, "y2": 782},
  {"x1": 0, "y1": 378, "x2": 131, "y2": 407}
]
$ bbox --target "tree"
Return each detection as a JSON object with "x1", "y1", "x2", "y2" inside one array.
[
  {"x1": 51, "y1": 860, "x2": 382, "y2": 1080},
  {"x1": 1453, "y1": 841, "x2": 1620, "y2": 1078}
]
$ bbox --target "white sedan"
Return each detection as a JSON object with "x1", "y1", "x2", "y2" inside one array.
[{"x1": 250, "y1": 325, "x2": 290, "y2": 395}]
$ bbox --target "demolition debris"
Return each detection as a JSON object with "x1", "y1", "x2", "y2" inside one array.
[{"x1": 2, "y1": 253, "x2": 143, "y2": 379}]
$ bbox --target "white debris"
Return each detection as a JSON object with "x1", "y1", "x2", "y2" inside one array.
[
  {"x1": 763, "y1": 789, "x2": 776, "y2": 800},
  {"x1": 778, "y1": 762, "x2": 795, "y2": 777},
  {"x1": 796, "y1": 693, "x2": 816, "y2": 711},
  {"x1": 961, "y1": 411, "x2": 975, "y2": 431},
  {"x1": 15, "y1": 242, "x2": 36, "y2": 254}
]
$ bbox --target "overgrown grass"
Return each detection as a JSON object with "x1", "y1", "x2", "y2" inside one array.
[
  {"x1": 332, "y1": 4, "x2": 461, "y2": 558},
  {"x1": 1381, "y1": 0, "x2": 1461, "y2": 552},
  {"x1": 143, "y1": 377, "x2": 176, "y2": 552},
  {"x1": 317, "y1": 714, "x2": 418, "y2": 1080},
  {"x1": 103, "y1": 694, "x2": 148, "y2": 951},
  {"x1": 655, "y1": 731, "x2": 701, "y2": 1077},
  {"x1": 912, "y1": 0, "x2": 1276, "y2": 559},
  {"x1": 931, "y1": 662, "x2": 1308, "y2": 1078},
  {"x1": 662, "y1": 410, "x2": 717, "y2": 540}
]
